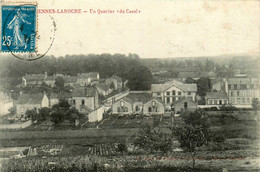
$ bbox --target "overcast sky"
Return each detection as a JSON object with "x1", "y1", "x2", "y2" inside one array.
[{"x1": 2, "y1": 0, "x2": 260, "y2": 58}]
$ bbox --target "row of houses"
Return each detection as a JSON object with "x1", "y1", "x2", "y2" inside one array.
[
  {"x1": 111, "y1": 91, "x2": 197, "y2": 115},
  {"x1": 15, "y1": 86, "x2": 99, "y2": 117},
  {"x1": 21, "y1": 72, "x2": 126, "y2": 92},
  {"x1": 110, "y1": 75, "x2": 260, "y2": 115}
]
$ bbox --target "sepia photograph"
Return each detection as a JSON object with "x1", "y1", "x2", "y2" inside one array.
[{"x1": 0, "y1": 0, "x2": 259, "y2": 171}]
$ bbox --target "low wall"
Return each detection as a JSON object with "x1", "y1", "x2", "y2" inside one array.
[
  {"x1": 88, "y1": 106, "x2": 105, "y2": 122},
  {"x1": 0, "y1": 120, "x2": 32, "y2": 130}
]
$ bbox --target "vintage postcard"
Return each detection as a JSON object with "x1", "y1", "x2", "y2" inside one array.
[{"x1": 0, "y1": 0, "x2": 259, "y2": 171}]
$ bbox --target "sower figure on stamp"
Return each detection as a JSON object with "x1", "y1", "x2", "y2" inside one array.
[{"x1": 7, "y1": 9, "x2": 31, "y2": 50}]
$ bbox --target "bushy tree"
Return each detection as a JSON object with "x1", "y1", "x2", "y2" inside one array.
[
  {"x1": 51, "y1": 99, "x2": 71, "y2": 125},
  {"x1": 25, "y1": 109, "x2": 38, "y2": 121},
  {"x1": 133, "y1": 123, "x2": 172, "y2": 154},
  {"x1": 171, "y1": 109, "x2": 210, "y2": 169},
  {"x1": 197, "y1": 77, "x2": 211, "y2": 96},
  {"x1": 38, "y1": 107, "x2": 51, "y2": 121}
]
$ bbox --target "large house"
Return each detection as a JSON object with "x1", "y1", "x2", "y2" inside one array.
[
  {"x1": 225, "y1": 77, "x2": 260, "y2": 106},
  {"x1": 16, "y1": 93, "x2": 49, "y2": 117},
  {"x1": 71, "y1": 87, "x2": 99, "y2": 114},
  {"x1": 151, "y1": 83, "x2": 197, "y2": 106},
  {"x1": 205, "y1": 92, "x2": 228, "y2": 105}
]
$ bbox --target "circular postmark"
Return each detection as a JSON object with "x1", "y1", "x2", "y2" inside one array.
[{"x1": 2, "y1": 4, "x2": 56, "y2": 61}]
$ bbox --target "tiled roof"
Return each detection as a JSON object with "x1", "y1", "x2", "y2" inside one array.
[
  {"x1": 151, "y1": 83, "x2": 197, "y2": 92},
  {"x1": 227, "y1": 77, "x2": 259, "y2": 84},
  {"x1": 63, "y1": 76, "x2": 77, "y2": 83},
  {"x1": 126, "y1": 92, "x2": 152, "y2": 103},
  {"x1": 120, "y1": 97, "x2": 133, "y2": 104},
  {"x1": 111, "y1": 75, "x2": 122, "y2": 82},
  {"x1": 178, "y1": 84, "x2": 197, "y2": 92},
  {"x1": 24, "y1": 74, "x2": 46, "y2": 81},
  {"x1": 77, "y1": 72, "x2": 99, "y2": 78},
  {"x1": 96, "y1": 83, "x2": 110, "y2": 91},
  {"x1": 151, "y1": 84, "x2": 171, "y2": 92},
  {"x1": 45, "y1": 76, "x2": 55, "y2": 81},
  {"x1": 50, "y1": 92, "x2": 72, "y2": 99},
  {"x1": 72, "y1": 87, "x2": 97, "y2": 97},
  {"x1": 206, "y1": 92, "x2": 228, "y2": 99},
  {"x1": 144, "y1": 98, "x2": 164, "y2": 105},
  {"x1": 16, "y1": 93, "x2": 45, "y2": 104}
]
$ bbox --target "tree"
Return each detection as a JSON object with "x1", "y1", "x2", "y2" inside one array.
[
  {"x1": 133, "y1": 123, "x2": 172, "y2": 154},
  {"x1": 54, "y1": 77, "x2": 65, "y2": 91},
  {"x1": 51, "y1": 111, "x2": 64, "y2": 125},
  {"x1": 171, "y1": 109, "x2": 210, "y2": 169},
  {"x1": 51, "y1": 99, "x2": 71, "y2": 125},
  {"x1": 252, "y1": 98, "x2": 260, "y2": 115},
  {"x1": 25, "y1": 109, "x2": 38, "y2": 121},
  {"x1": 197, "y1": 77, "x2": 211, "y2": 96},
  {"x1": 38, "y1": 107, "x2": 51, "y2": 121}
]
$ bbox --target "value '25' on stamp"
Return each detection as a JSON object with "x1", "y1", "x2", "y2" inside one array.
[{"x1": 1, "y1": 5, "x2": 36, "y2": 53}]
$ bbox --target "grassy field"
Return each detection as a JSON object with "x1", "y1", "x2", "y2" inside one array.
[{"x1": 0, "y1": 110, "x2": 259, "y2": 171}]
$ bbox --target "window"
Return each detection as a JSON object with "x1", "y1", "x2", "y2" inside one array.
[
  {"x1": 172, "y1": 97, "x2": 176, "y2": 102},
  {"x1": 124, "y1": 107, "x2": 128, "y2": 112},
  {"x1": 167, "y1": 97, "x2": 170, "y2": 103},
  {"x1": 219, "y1": 100, "x2": 222, "y2": 105},
  {"x1": 148, "y1": 107, "x2": 152, "y2": 112},
  {"x1": 73, "y1": 99, "x2": 76, "y2": 105},
  {"x1": 228, "y1": 84, "x2": 231, "y2": 89},
  {"x1": 167, "y1": 91, "x2": 170, "y2": 96},
  {"x1": 234, "y1": 84, "x2": 237, "y2": 89},
  {"x1": 224, "y1": 100, "x2": 227, "y2": 104},
  {"x1": 237, "y1": 91, "x2": 240, "y2": 96},
  {"x1": 135, "y1": 106, "x2": 139, "y2": 111},
  {"x1": 231, "y1": 91, "x2": 234, "y2": 97},
  {"x1": 237, "y1": 98, "x2": 241, "y2": 104},
  {"x1": 81, "y1": 99, "x2": 85, "y2": 106},
  {"x1": 155, "y1": 107, "x2": 158, "y2": 112},
  {"x1": 247, "y1": 98, "x2": 250, "y2": 104},
  {"x1": 184, "y1": 102, "x2": 188, "y2": 110},
  {"x1": 209, "y1": 100, "x2": 212, "y2": 105},
  {"x1": 157, "y1": 92, "x2": 160, "y2": 96},
  {"x1": 117, "y1": 107, "x2": 120, "y2": 112},
  {"x1": 178, "y1": 91, "x2": 181, "y2": 96},
  {"x1": 242, "y1": 98, "x2": 245, "y2": 104},
  {"x1": 231, "y1": 85, "x2": 234, "y2": 89},
  {"x1": 172, "y1": 90, "x2": 176, "y2": 96},
  {"x1": 214, "y1": 100, "x2": 217, "y2": 104},
  {"x1": 188, "y1": 92, "x2": 191, "y2": 95}
]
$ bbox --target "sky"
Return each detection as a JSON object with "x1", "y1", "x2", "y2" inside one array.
[{"x1": 1, "y1": 0, "x2": 260, "y2": 58}]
